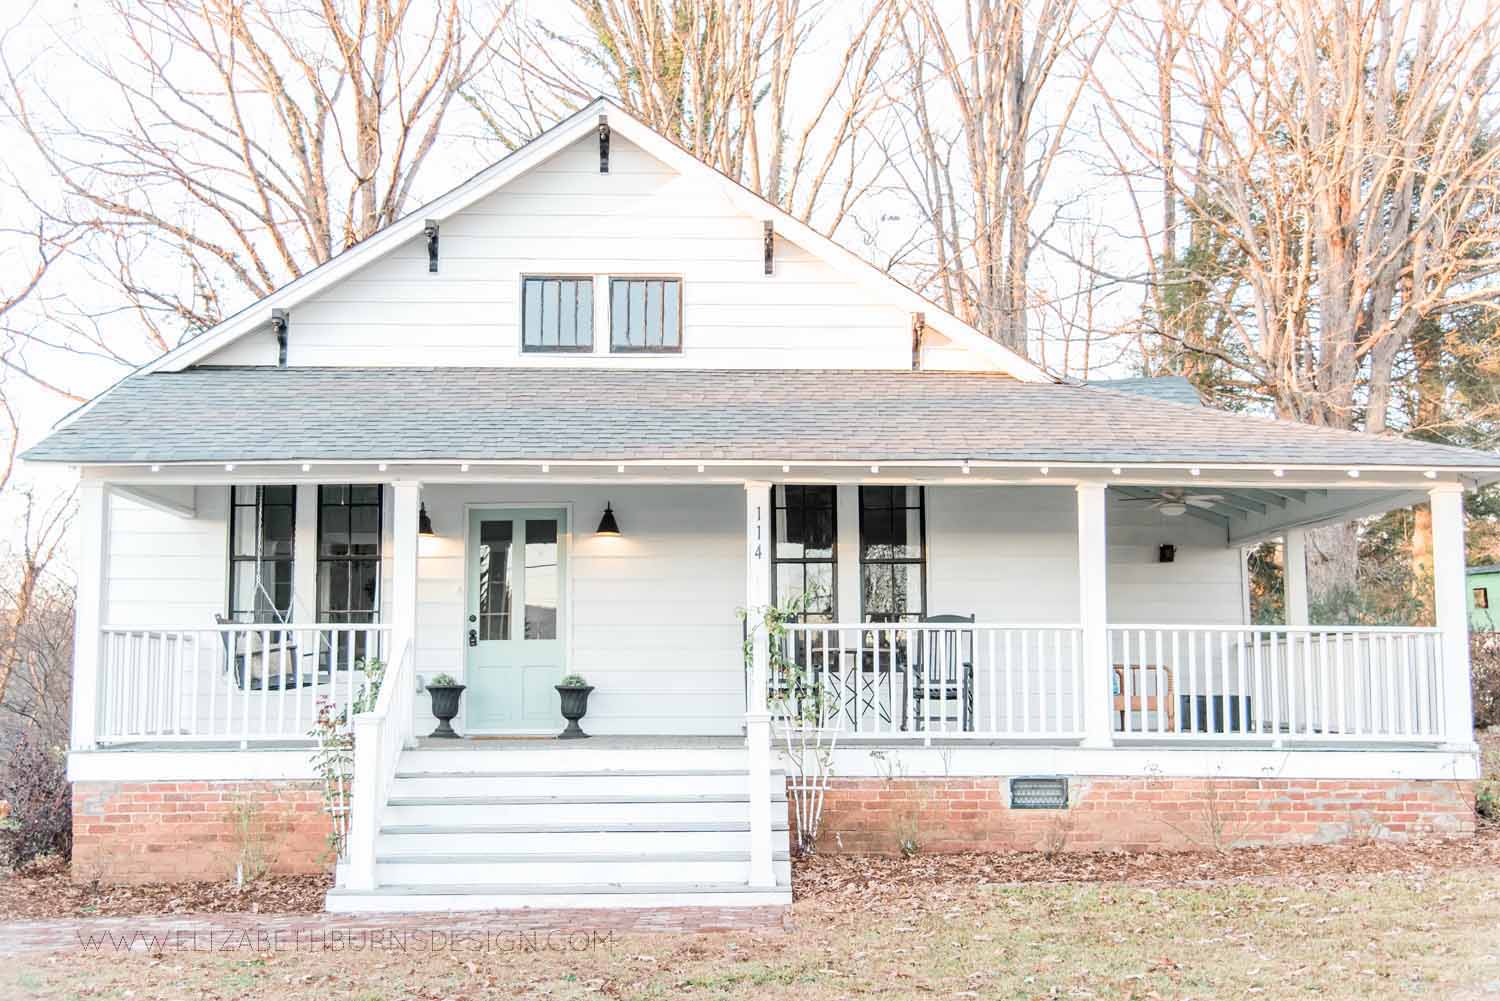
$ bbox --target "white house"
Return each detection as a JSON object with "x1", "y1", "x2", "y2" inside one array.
[{"x1": 24, "y1": 98, "x2": 1498, "y2": 913}]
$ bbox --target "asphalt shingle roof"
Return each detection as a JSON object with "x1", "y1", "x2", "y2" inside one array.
[
  {"x1": 21, "y1": 367, "x2": 1500, "y2": 469},
  {"x1": 1088, "y1": 376, "x2": 1202, "y2": 407}
]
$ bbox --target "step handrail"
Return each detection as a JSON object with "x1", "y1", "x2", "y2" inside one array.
[{"x1": 345, "y1": 637, "x2": 415, "y2": 890}]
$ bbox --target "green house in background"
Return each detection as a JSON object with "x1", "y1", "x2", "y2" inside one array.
[{"x1": 1470, "y1": 565, "x2": 1500, "y2": 632}]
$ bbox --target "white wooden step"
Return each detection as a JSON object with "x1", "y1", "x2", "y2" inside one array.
[
  {"x1": 398, "y1": 747, "x2": 751, "y2": 773},
  {"x1": 326, "y1": 883, "x2": 791, "y2": 913},
  {"x1": 380, "y1": 794, "x2": 775, "y2": 828},
  {"x1": 372, "y1": 853, "x2": 792, "y2": 886},
  {"x1": 375, "y1": 822, "x2": 785, "y2": 856},
  {"x1": 388, "y1": 770, "x2": 785, "y2": 799}
]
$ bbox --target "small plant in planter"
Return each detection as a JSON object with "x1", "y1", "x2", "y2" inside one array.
[
  {"x1": 426, "y1": 672, "x2": 466, "y2": 739},
  {"x1": 555, "y1": 673, "x2": 594, "y2": 740}
]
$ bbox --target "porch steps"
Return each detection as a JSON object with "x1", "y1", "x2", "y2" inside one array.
[{"x1": 325, "y1": 746, "x2": 793, "y2": 914}]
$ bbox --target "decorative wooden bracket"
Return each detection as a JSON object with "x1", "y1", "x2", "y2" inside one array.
[
  {"x1": 424, "y1": 219, "x2": 440, "y2": 273},
  {"x1": 763, "y1": 221, "x2": 774, "y2": 276},
  {"x1": 911, "y1": 312, "x2": 926, "y2": 370},
  {"x1": 272, "y1": 308, "x2": 290, "y2": 367},
  {"x1": 598, "y1": 115, "x2": 610, "y2": 174}
]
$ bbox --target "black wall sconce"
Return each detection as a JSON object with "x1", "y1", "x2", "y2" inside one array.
[
  {"x1": 1158, "y1": 543, "x2": 1176, "y2": 564},
  {"x1": 596, "y1": 502, "x2": 621, "y2": 536},
  {"x1": 418, "y1": 503, "x2": 436, "y2": 536}
]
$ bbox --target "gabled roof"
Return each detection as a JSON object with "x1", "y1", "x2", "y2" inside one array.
[
  {"x1": 22, "y1": 366, "x2": 1500, "y2": 470},
  {"x1": 130, "y1": 96, "x2": 1050, "y2": 384}
]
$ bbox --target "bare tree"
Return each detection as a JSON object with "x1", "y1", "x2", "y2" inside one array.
[
  {"x1": 0, "y1": 0, "x2": 515, "y2": 397},
  {"x1": 880, "y1": 0, "x2": 1118, "y2": 356},
  {"x1": 476, "y1": 0, "x2": 902, "y2": 235},
  {"x1": 0, "y1": 489, "x2": 73, "y2": 748},
  {"x1": 1097, "y1": 0, "x2": 1500, "y2": 602}
]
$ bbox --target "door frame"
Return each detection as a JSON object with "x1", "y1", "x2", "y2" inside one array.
[{"x1": 460, "y1": 501, "x2": 575, "y2": 735}]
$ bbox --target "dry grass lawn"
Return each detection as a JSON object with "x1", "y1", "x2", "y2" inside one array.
[{"x1": 8, "y1": 862, "x2": 1500, "y2": 1000}]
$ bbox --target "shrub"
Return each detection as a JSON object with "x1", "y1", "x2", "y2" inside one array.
[
  {"x1": 0, "y1": 729, "x2": 71, "y2": 868},
  {"x1": 1473, "y1": 631, "x2": 1500, "y2": 730}
]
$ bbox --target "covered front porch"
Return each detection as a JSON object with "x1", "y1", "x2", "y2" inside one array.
[{"x1": 70, "y1": 462, "x2": 1476, "y2": 755}]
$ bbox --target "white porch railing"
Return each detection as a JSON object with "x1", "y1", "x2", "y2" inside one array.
[
  {"x1": 1108, "y1": 625, "x2": 1445, "y2": 743},
  {"x1": 777, "y1": 623, "x2": 1085, "y2": 739},
  {"x1": 97, "y1": 623, "x2": 391, "y2": 744},
  {"x1": 346, "y1": 637, "x2": 415, "y2": 887}
]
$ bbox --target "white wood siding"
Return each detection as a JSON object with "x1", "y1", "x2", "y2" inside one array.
[{"x1": 200, "y1": 135, "x2": 996, "y2": 372}]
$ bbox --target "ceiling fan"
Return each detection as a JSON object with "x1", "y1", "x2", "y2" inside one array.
[{"x1": 1119, "y1": 488, "x2": 1226, "y2": 517}]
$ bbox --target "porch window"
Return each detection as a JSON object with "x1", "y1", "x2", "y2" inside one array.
[
  {"x1": 609, "y1": 277, "x2": 681, "y2": 352},
  {"x1": 227, "y1": 485, "x2": 296, "y2": 623},
  {"x1": 317, "y1": 485, "x2": 383, "y2": 625},
  {"x1": 1477, "y1": 587, "x2": 1490, "y2": 610},
  {"x1": 522, "y1": 276, "x2": 594, "y2": 351},
  {"x1": 859, "y1": 486, "x2": 926, "y2": 622},
  {"x1": 771, "y1": 485, "x2": 837, "y2": 622}
]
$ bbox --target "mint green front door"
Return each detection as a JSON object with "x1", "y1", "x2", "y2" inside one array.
[{"x1": 465, "y1": 508, "x2": 568, "y2": 732}]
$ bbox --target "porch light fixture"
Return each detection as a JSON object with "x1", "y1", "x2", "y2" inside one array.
[
  {"x1": 301, "y1": 463, "x2": 312, "y2": 472},
  {"x1": 1039, "y1": 466, "x2": 1049, "y2": 475},
  {"x1": 1425, "y1": 470, "x2": 1438, "y2": 479},
  {"x1": 1347, "y1": 469, "x2": 1361, "y2": 478},
  {"x1": 1189, "y1": 467, "x2": 1201, "y2": 476},
  {"x1": 697, "y1": 464, "x2": 706, "y2": 473},
  {"x1": 782, "y1": 464, "x2": 791, "y2": 473},
  {"x1": 870, "y1": 464, "x2": 880, "y2": 473},
  {"x1": 150, "y1": 464, "x2": 161, "y2": 473},
  {"x1": 596, "y1": 502, "x2": 621, "y2": 536},
  {"x1": 418, "y1": 503, "x2": 436, "y2": 536},
  {"x1": 617, "y1": 464, "x2": 626, "y2": 473},
  {"x1": 378, "y1": 463, "x2": 388, "y2": 472},
  {"x1": 541, "y1": 464, "x2": 550, "y2": 473},
  {"x1": 961, "y1": 463, "x2": 971, "y2": 474},
  {"x1": 1111, "y1": 466, "x2": 1122, "y2": 475},
  {"x1": 225, "y1": 463, "x2": 236, "y2": 472},
  {"x1": 460, "y1": 463, "x2": 470, "y2": 472},
  {"x1": 1273, "y1": 468, "x2": 1285, "y2": 477}
]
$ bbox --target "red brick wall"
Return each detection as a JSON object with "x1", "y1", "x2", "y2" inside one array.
[
  {"x1": 71, "y1": 781, "x2": 333, "y2": 884},
  {"x1": 800, "y1": 776, "x2": 1476, "y2": 855}
]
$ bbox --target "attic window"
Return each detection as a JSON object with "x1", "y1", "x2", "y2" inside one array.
[
  {"x1": 610, "y1": 278, "x2": 681, "y2": 352},
  {"x1": 522, "y1": 277, "x2": 594, "y2": 352}
]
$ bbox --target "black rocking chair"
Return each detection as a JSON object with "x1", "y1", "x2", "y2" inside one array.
[{"x1": 912, "y1": 613, "x2": 976, "y2": 731}]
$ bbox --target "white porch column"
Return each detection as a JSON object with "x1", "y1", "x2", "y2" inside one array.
[
  {"x1": 1430, "y1": 483, "x2": 1475, "y2": 748},
  {"x1": 743, "y1": 480, "x2": 775, "y2": 888},
  {"x1": 1076, "y1": 483, "x2": 1113, "y2": 748},
  {"x1": 70, "y1": 480, "x2": 110, "y2": 751},
  {"x1": 390, "y1": 481, "x2": 421, "y2": 671},
  {"x1": 1284, "y1": 528, "x2": 1310, "y2": 626}
]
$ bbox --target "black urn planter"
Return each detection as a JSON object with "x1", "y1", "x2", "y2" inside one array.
[
  {"x1": 426, "y1": 684, "x2": 466, "y2": 738},
  {"x1": 555, "y1": 684, "x2": 594, "y2": 740}
]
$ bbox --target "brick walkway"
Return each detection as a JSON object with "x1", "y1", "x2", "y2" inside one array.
[{"x1": 0, "y1": 906, "x2": 791, "y2": 957}]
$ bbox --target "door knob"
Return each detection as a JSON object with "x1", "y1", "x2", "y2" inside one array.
[{"x1": 468, "y1": 628, "x2": 477, "y2": 647}]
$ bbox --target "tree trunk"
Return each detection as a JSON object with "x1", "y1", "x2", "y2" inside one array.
[{"x1": 1305, "y1": 522, "x2": 1359, "y2": 622}]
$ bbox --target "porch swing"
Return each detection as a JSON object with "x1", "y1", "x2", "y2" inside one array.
[{"x1": 214, "y1": 489, "x2": 332, "y2": 691}]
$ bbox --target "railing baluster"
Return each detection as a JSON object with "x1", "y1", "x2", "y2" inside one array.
[
  {"x1": 1318, "y1": 631, "x2": 1330, "y2": 737},
  {"x1": 1120, "y1": 628, "x2": 1132, "y2": 735}
]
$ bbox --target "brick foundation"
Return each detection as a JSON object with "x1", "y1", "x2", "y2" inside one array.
[
  {"x1": 799, "y1": 776, "x2": 1477, "y2": 855},
  {"x1": 71, "y1": 781, "x2": 333, "y2": 884}
]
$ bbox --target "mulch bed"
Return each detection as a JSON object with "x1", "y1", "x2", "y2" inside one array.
[
  {"x1": 2, "y1": 823, "x2": 1496, "y2": 922},
  {"x1": 0, "y1": 856, "x2": 331, "y2": 920},
  {"x1": 793, "y1": 823, "x2": 1500, "y2": 906}
]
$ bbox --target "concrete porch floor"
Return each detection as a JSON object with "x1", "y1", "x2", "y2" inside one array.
[{"x1": 414, "y1": 734, "x2": 748, "y2": 751}]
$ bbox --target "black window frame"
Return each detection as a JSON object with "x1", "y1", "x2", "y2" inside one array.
[
  {"x1": 858, "y1": 485, "x2": 927, "y2": 624},
  {"x1": 316, "y1": 485, "x2": 384, "y2": 626},
  {"x1": 227, "y1": 485, "x2": 297, "y2": 623},
  {"x1": 608, "y1": 276, "x2": 683, "y2": 353},
  {"x1": 770, "y1": 485, "x2": 838, "y2": 623},
  {"x1": 521, "y1": 275, "x2": 596, "y2": 353}
]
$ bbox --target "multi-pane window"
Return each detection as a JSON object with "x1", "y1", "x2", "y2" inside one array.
[
  {"x1": 317, "y1": 485, "x2": 383, "y2": 625},
  {"x1": 610, "y1": 277, "x2": 681, "y2": 351},
  {"x1": 524, "y1": 520, "x2": 559, "y2": 639},
  {"x1": 859, "y1": 486, "x2": 926, "y2": 622},
  {"x1": 228, "y1": 486, "x2": 296, "y2": 623},
  {"x1": 522, "y1": 276, "x2": 594, "y2": 351},
  {"x1": 771, "y1": 486, "x2": 837, "y2": 622}
]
